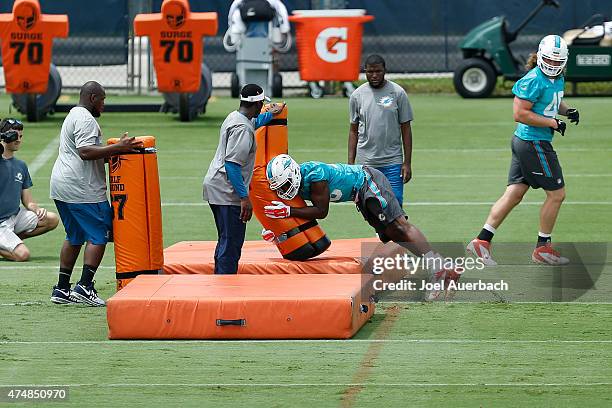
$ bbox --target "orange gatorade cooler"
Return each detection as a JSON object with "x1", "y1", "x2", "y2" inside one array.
[
  {"x1": 250, "y1": 105, "x2": 331, "y2": 261},
  {"x1": 289, "y1": 9, "x2": 373, "y2": 82},
  {"x1": 107, "y1": 136, "x2": 163, "y2": 290}
]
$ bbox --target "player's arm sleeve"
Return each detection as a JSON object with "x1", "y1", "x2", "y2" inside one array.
[
  {"x1": 398, "y1": 90, "x2": 414, "y2": 123},
  {"x1": 225, "y1": 160, "x2": 248, "y2": 198},
  {"x1": 349, "y1": 94, "x2": 359, "y2": 124},
  {"x1": 254, "y1": 112, "x2": 273, "y2": 129},
  {"x1": 512, "y1": 76, "x2": 541, "y2": 103},
  {"x1": 225, "y1": 125, "x2": 252, "y2": 166},
  {"x1": 74, "y1": 117, "x2": 100, "y2": 148}
]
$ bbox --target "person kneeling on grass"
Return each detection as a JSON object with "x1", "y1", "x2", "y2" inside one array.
[
  {"x1": 0, "y1": 118, "x2": 59, "y2": 262},
  {"x1": 262, "y1": 154, "x2": 462, "y2": 301}
]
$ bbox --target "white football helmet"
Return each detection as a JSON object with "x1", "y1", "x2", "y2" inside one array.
[
  {"x1": 537, "y1": 35, "x2": 568, "y2": 77},
  {"x1": 266, "y1": 154, "x2": 301, "y2": 200}
]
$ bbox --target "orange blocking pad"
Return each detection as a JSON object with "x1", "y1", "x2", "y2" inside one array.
[
  {"x1": 107, "y1": 274, "x2": 375, "y2": 339},
  {"x1": 163, "y1": 237, "x2": 380, "y2": 275}
]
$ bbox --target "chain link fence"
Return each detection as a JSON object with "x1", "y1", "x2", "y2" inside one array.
[{"x1": 0, "y1": 0, "x2": 609, "y2": 94}]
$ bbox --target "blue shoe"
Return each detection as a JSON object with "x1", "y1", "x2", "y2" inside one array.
[
  {"x1": 50, "y1": 285, "x2": 77, "y2": 305},
  {"x1": 71, "y1": 281, "x2": 106, "y2": 307}
]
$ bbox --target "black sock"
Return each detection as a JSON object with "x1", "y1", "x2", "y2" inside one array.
[
  {"x1": 477, "y1": 228, "x2": 494, "y2": 242},
  {"x1": 537, "y1": 233, "x2": 552, "y2": 247},
  {"x1": 78, "y1": 264, "x2": 97, "y2": 287},
  {"x1": 57, "y1": 268, "x2": 72, "y2": 290}
]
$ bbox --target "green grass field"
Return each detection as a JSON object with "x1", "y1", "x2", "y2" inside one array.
[{"x1": 1, "y1": 93, "x2": 611, "y2": 407}]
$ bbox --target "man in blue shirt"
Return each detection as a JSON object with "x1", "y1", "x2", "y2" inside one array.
[
  {"x1": 467, "y1": 35, "x2": 580, "y2": 266},
  {"x1": 0, "y1": 118, "x2": 59, "y2": 262}
]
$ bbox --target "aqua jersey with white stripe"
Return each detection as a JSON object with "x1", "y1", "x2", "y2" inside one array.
[
  {"x1": 512, "y1": 66, "x2": 565, "y2": 142},
  {"x1": 299, "y1": 162, "x2": 366, "y2": 202}
]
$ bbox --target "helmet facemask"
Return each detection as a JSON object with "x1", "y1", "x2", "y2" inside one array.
[
  {"x1": 537, "y1": 35, "x2": 568, "y2": 77},
  {"x1": 266, "y1": 155, "x2": 301, "y2": 201}
]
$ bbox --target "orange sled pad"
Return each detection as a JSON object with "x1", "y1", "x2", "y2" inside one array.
[
  {"x1": 163, "y1": 237, "x2": 381, "y2": 275},
  {"x1": 107, "y1": 274, "x2": 375, "y2": 339}
]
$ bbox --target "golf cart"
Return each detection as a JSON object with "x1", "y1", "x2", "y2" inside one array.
[{"x1": 453, "y1": 0, "x2": 612, "y2": 98}]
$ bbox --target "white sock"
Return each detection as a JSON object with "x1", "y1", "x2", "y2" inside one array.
[
  {"x1": 538, "y1": 231, "x2": 551, "y2": 238},
  {"x1": 483, "y1": 224, "x2": 497, "y2": 234}
]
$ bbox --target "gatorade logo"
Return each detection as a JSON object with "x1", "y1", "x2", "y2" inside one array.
[{"x1": 315, "y1": 27, "x2": 348, "y2": 63}]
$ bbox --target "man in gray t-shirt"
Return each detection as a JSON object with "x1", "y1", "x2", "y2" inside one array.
[
  {"x1": 348, "y1": 54, "x2": 414, "y2": 206},
  {"x1": 203, "y1": 84, "x2": 284, "y2": 274},
  {"x1": 48, "y1": 81, "x2": 142, "y2": 307}
]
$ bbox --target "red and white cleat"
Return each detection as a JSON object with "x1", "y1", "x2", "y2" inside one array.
[
  {"x1": 466, "y1": 238, "x2": 497, "y2": 266},
  {"x1": 532, "y1": 244, "x2": 570, "y2": 265}
]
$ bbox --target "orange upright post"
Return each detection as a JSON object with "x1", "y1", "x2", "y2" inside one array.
[
  {"x1": 0, "y1": 0, "x2": 68, "y2": 94},
  {"x1": 107, "y1": 136, "x2": 163, "y2": 290},
  {"x1": 251, "y1": 105, "x2": 331, "y2": 261},
  {"x1": 133, "y1": 0, "x2": 217, "y2": 93}
]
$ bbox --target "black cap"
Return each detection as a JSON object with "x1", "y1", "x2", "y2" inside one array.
[{"x1": 240, "y1": 84, "x2": 270, "y2": 102}]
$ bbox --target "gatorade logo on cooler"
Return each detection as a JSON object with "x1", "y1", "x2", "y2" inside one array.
[{"x1": 315, "y1": 27, "x2": 348, "y2": 63}]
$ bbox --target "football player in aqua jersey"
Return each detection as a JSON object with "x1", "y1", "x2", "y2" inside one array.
[
  {"x1": 263, "y1": 154, "x2": 463, "y2": 301},
  {"x1": 467, "y1": 35, "x2": 580, "y2": 266}
]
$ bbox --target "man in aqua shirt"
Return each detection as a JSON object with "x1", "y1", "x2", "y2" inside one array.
[
  {"x1": 263, "y1": 154, "x2": 462, "y2": 301},
  {"x1": 467, "y1": 35, "x2": 580, "y2": 266}
]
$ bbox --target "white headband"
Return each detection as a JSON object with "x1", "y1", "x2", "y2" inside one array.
[{"x1": 239, "y1": 93, "x2": 270, "y2": 102}]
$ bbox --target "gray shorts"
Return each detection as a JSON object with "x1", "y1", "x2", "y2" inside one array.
[
  {"x1": 356, "y1": 167, "x2": 406, "y2": 241},
  {"x1": 508, "y1": 136, "x2": 564, "y2": 191}
]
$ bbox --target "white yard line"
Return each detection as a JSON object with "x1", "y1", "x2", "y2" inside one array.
[
  {"x1": 27, "y1": 136, "x2": 58, "y2": 177},
  {"x1": 148, "y1": 201, "x2": 612, "y2": 207},
  {"x1": 1, "y1": 382, "x2": 610, "y2": 388},
  {"x1": 158, "y1": 147, "x2": 612, "y2": 154},
  {"x1": 32, "y1": 173, "x2": 612, "y2": 181},
  {"x1": 1, "y1": 339, "x2": 611, "y2": 345}
]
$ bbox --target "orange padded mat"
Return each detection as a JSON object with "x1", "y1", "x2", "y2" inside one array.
[
  {"x1": 107, "y1": 274, "x2": 375, "y2": 339},
  {"x1": 163, "y1": 238, "x2": 380, "y2": 275}
]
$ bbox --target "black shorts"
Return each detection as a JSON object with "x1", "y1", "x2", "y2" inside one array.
[
  {"x1": 356, "y1": 167, "x2": 406, "y2": 242},
  {"x1": 508, "y1": 136, "x2": 564, "y2": 191}
]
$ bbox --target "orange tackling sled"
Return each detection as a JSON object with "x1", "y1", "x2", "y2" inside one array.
[
  {"x1": 133, "y1": 0, "x2": 217, "y2": 93},
  {"x1": 107, "y1": 136, "x2": 163, "y2": 290},
  {"x1": 0, "y1": 0, "x2": 68, "y2": 94},
  {"x1": 107, "y1": 274, "x2": 375, "y2": 339},
  {"x1": 250, "y1": 104, "x2": 331, "y2": 260}
]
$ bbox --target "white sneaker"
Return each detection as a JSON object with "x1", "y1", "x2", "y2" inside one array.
[
  {"x1": 532, "y1": 244, "x2": 570, "y2": 266},
  {"x1": 70, "y1": 281, "x2": 106, "y2": 307},
  {"x1": 466, "y1": 238, "x2": 497, "y2": 266}
]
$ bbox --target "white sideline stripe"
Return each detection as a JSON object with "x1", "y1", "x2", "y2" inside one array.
[
  {"x1": 158, "y1": 201, "x2": 612, "y2": 207},
  {"x1": 2, "y1": 339, "x2": 611, "y2": 345},
  {"x1": 159, "y1": 147, "x2": 612, "y2": 154},
  {"x1": 30, "y1": 201, "x2": 612, "y2": 207},
  {"x1": 27, "y1": 136, "x2": 58, "y2": 177},
  {"x1": 0, "y1": 265, "x2": 115, "y2": 270},
  {"x1": 3, "y1": 301, "x2": 612, "y2": 307},
  {"x1": 1, "y1": 382, "x2": 610, "y2": 388}
]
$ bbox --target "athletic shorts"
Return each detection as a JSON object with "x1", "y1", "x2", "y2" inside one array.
[
  {"x1": 356, "y1": 167, "x2": 406, "y2": 242},
  {"x1": 0, "y1": 208, "x2": 38, "y2": 252},
  {"x1": 54, "y1": 200, "x2": 113, "y2": 246},
  {"x1": 508, "y1": 136, "x2": 564, "y2": 191},
  {"x1": 373, "y1": 163, "x2": 403, "y2": 206}
]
